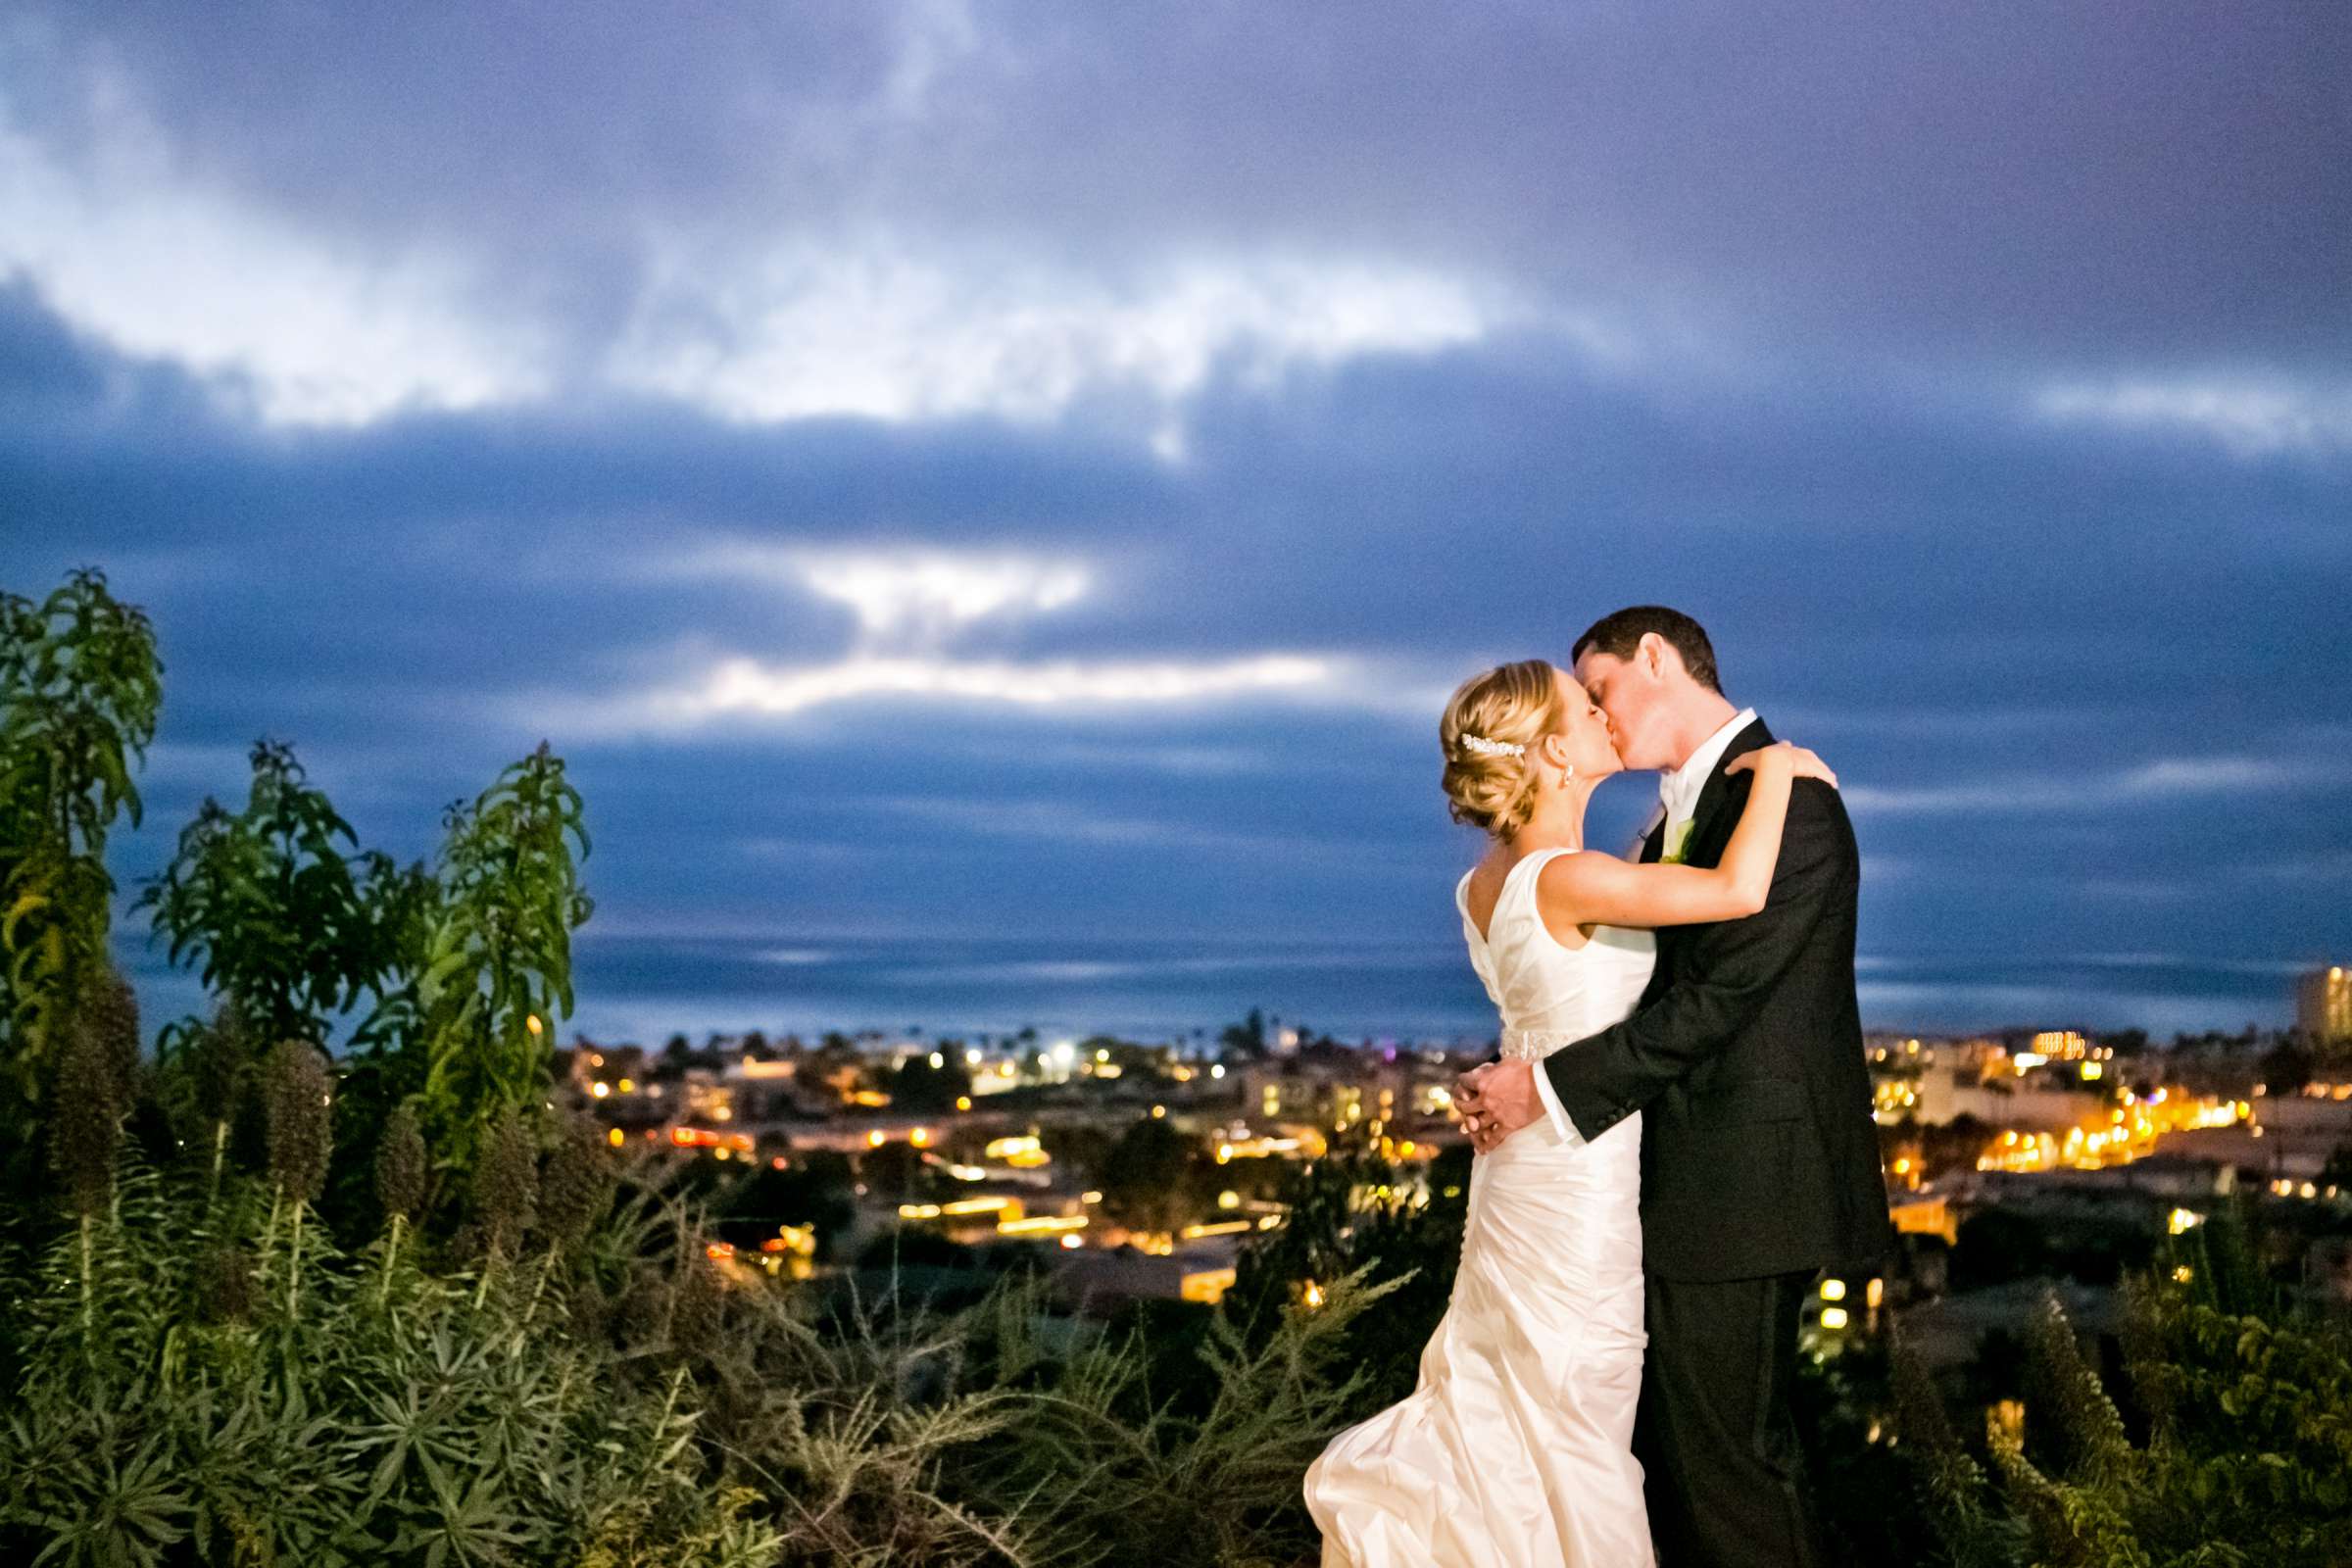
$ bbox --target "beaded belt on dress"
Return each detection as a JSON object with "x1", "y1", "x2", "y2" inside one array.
[{"x1": 1499, "y1": 1026, "x2": 1586, "y2": 1061}]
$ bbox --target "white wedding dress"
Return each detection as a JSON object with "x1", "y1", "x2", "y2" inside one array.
[{"x1": 1303, "y1": 846, "x2": 1657, "y2": 1568}]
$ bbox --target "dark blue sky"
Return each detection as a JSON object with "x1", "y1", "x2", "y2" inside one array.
[{"x1": 4, "y1": 4, "x2": 2347, "y2": 1045}]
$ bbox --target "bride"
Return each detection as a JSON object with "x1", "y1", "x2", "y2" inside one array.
[{"x1": 1301, "y1": 658, "x2": 1836, "y2": 1568}]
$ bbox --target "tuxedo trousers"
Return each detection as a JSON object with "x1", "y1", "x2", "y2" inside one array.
[{"x1": 1637, "y1": 1270, "x2": 1825, "y2": 1568}]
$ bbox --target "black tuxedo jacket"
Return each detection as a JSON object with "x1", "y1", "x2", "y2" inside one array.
[{"x1": 1540, "y1": 717, "x2": 1896, "y2": 1282}]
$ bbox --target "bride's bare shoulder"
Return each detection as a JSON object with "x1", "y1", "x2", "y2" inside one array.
[
  {"x1": 1526, "y1": 849, "x2": 1608, "y2": 947},
  {"x1": 1533, "y1": 847, "x2": 1626, "y2": 890},
  {"x1": 1460, "y1": 850, "x2": 1506, "y2": 922},
  {"x1": 1532, "y1": 847, "x2": 1636, "y2": 915}
]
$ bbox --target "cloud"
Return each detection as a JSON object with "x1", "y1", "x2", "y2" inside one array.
[
  {"x1": 2242, "y1": 850, "x2": 2352, "y2": 885},
  {"x1": 563, "y1": 540, "x2": 1346, "y2": 732},
  {"x1": 2034, "y1": 376, "x2": 2352, "y2": 457},
  {"x1": 663, "y1": 544, "x2": 1092, "y2": 648},
  {"x1": 2115, "y1": 757, "x2": 2301, "y2": 797},
  {"x1": 610, "y1": 242, "x2": 1501, "y2": 443},
  {"x1": 0, "y1": 27, "x2": 1510, "y2": 443},
  {"x1": 554, "y1": 650, "x2": 1341, "y2": 734},
  {"x1": 0, "y1": 66, "x2": 546, "y2": 424},
  {"x1": 1842, "y1": 754, "x2": 2343, "y2": 816},
  {"x1": 12, "y1": 5, "x2": 2347, "y2": 470},
  {"x1": 18, "y1": 4, "x2": 2348, "y2": 388}
]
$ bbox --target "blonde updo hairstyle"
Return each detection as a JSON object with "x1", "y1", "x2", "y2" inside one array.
[{"x1": 1440, "y1": 659, "x2": 1567, "y2": 841}]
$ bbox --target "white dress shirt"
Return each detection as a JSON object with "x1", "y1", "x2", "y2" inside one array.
[
  {"x1": 1658, "y1": 706, "x2": 1760, "y2": 853},
  {"x1": 1525, "y1": 707, "x2": 1759, "y2": 1146}
]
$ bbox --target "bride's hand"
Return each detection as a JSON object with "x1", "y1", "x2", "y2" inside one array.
[{"x1": 1727, "y1": 740, "x2": 1838, "y2": 788}]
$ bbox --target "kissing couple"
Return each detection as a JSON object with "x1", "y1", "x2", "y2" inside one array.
[{"x1": 1304, "y1": 605, "x2": 1897, "y2": 1568}]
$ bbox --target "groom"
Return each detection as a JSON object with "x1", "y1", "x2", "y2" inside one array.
[{"x1": 1454, "y1": 606, "x2": 1894, "y2": 1568}]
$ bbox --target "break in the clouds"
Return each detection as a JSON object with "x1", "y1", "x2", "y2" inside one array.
[
  {"x1": 2034, "y1": 376, "x2": 2352, "y2": 459},
  {"x1": 548, "y1": 546, "x2": 1347, "y2": 733},
  {"x1": 697, "y1": 549, "x2": 1095, "y2": 645},
  {"x1": 3, "y1": 3, "x2": 2348, "y2": 1041}
]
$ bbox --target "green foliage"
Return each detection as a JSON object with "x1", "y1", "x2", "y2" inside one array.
[
  {"x1": 1223, "y1": 1131, "x2": 1471, "y2": 1411},
  {"x1": 113, "y1": 732, "x2": 602, "y2": 1226},
  {"x1": 135, "y1": 738, "x2": 428, "y2": 1055},
  {"x1": 1, "y1": 1069, "x2": 1411, "y2": 1568},
  {"x1": 0, "y1": 566, "x2": 162, "y2": 1111},
  {"x1": 1895, "y1": 1215, "x2": 2352, "y2": 1568},
  {"x1": 952, "y1": 1260, "x2": 1409, "y2": 1568},
  {"x1": 357, "y1": 740, "x2": 593, "y2": 1167},
  {"x1": 0, "y1": 1154, "x2": 785, "y2": 1568},
  {"x1": 1788, "y1": 1340, "x2": 1949, "y2": 1565},
  {"x1": 3, "y1": 960, "x2": 1410, "y2": 1568}
]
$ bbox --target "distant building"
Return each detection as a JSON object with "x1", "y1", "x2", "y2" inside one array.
[
  {"x1": 1913, "y1": 1067, "x2": 2098, "y2": 1132},
  {"x1": 1887, "y1": 1193, "x2": 1957, "y2": 1247},
  {"x1": 1048, "y1": 1234, "x2": 1241, "y2": 1311},
  {"x1": 1987, "y1": 1152, "x2": 2235, "y2": 1201},
  {"x1": 2298, "y1": 965, "x2": 2352, "y2": 1046},
  {"x1": 2028, "y1": 1029, "x2": 2091, "y2": 1061},
  {"x1": 1239, "y1": 1052, "x2": 1461, "y2": 1134}
]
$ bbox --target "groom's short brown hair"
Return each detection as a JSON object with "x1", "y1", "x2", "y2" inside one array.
[{"x1": 1572, "y1": 606, "x2": 1723, "y2": 695}]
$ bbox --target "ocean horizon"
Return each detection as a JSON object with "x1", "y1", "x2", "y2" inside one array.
[{"x1": 111, "y1": 929, "x2": 2307, "y2": 1054}]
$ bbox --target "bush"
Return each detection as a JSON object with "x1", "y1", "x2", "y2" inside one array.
[
  {"x1": 1894, "y1": 1213, "x2": 2352, "y2": 1567},
  {"x1": 0, "y1": 1154, "x2": 781, "y2": 1567},
  {"x1": 0, "y1": 1078, "x2": 1413, "y2": 1568},
  {"x1": 1222, "y1": 1130, "x2": 1472, "y2": 1412}
]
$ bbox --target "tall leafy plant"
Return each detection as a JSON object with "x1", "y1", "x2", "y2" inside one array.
[
  {"x1": 136, "y1": 737, "x2": 431, "y2": 1055},
  {"x1": 0, "y1": 566, "x2": 162, "y2": 1108},
  {"x1": 360, "y1": 741, "x2": 593, "y2": 1166}
]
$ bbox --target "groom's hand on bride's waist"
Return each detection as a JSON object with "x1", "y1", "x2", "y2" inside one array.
[{"x1": 1455, "y1": 1059, "x2": 1541, "y2": 1154}]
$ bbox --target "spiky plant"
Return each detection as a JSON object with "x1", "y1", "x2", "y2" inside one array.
[
  {"x1": 83, "y1": 967, "x2": 141, "y2": 1111},
  {"x1": 1979, "y1": 1291, "x2": 2148, "y2": 1566},
  {"x1": 264, "y1": 1040, "x2": 332, "y2": 1206},
  {"x1": 1886, "y1": 1319, "x2": 2024, "y2": 1568},
  {"x1": 183, "y1": 993, "x2": 251, "y2": 1208},
  {"x1": 474, "y1": 1106, "x2": 540, "y2": 1264},
  {"x1": 534, "y1": 1106, "x2": 612, "y2": 1254},
  {"x1": 43, "y1": 975, "x2": 134, "y2": 1353},
  {"x1": 0, "y1": 1144, "x2": 791, "y2": 1566},
  {"x1": 375, "y1": 1100, "x2": 427, "y2": 1234},
  {"x1": 263, "y1": 1039, "x2": 332, "y2": 1317},
  {"x1": 194, "y1": 1243, "x2": 257, "y2": 1326},
  {"x1": 48, "y1": 993, "x2": 126, "y2": 1223},
  {"x1": 371, "y1": 1099, "x2": 427, "y2": 1310}
]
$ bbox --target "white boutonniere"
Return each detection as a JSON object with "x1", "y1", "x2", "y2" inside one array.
[{"x1": 1661, "y1": 817, "x2": 1696, "y2": 865}]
